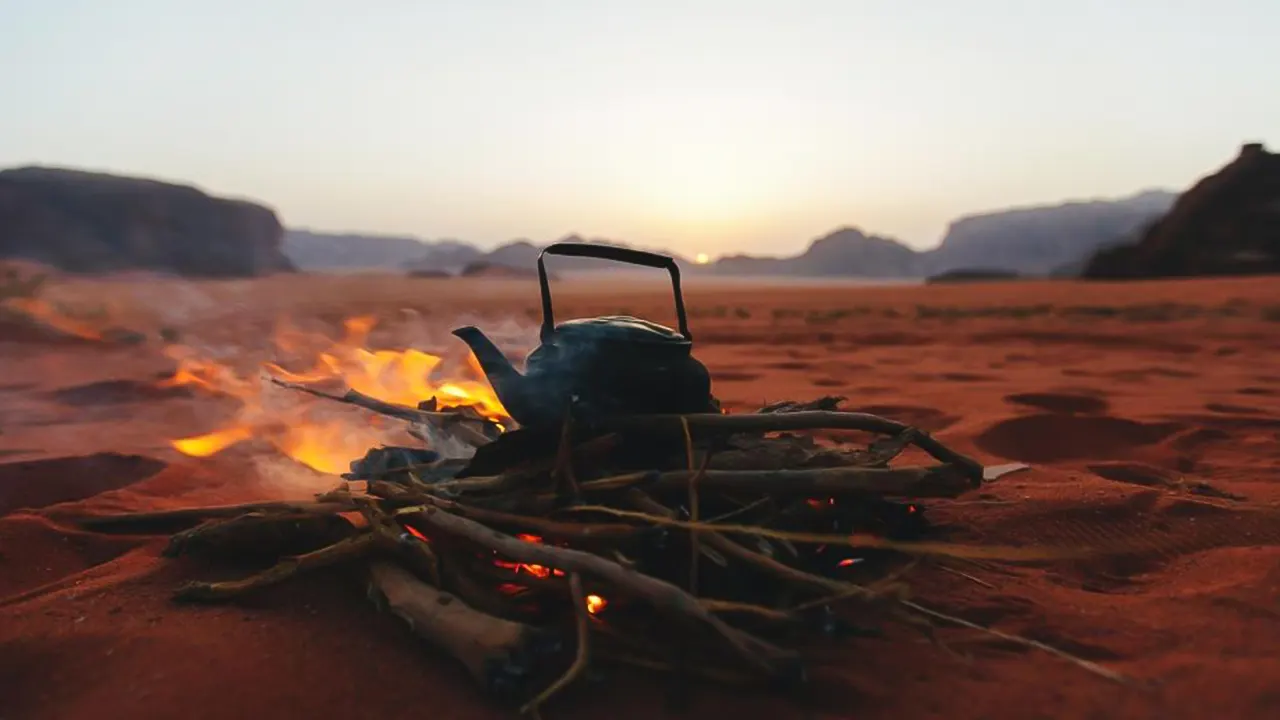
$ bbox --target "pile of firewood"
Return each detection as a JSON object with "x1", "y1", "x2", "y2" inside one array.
[{"x1": 78, "y1": 389, "x2": 1123, "y2": 717}]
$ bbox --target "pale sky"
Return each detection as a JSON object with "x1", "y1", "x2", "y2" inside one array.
[{"x1": 2, "y1": 1, "x2": 1276, "y2": 257}]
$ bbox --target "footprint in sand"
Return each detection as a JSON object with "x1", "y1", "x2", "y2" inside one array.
[
  {"x1": 0, "y1": 453, "x2": 168, "y2": 515},
  {"x1": 1005, "y1": 391, "x2": 1110, "y2": 415},
  {"x1": 974, "y1": 414, "x2": 1184, "y2": 463},
  {"x1": 1204, "y1": 402, "x2": 1268, "y2": 415},
  {"x1": 46, "y1": 378, "x2": 193, "y2": 407}
]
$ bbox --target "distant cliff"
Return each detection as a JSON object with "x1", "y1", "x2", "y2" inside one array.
[
  {"x1": 0, "y1": 166, "x2": 293, "y2": 277},
  {"x1": 919, "y1": 190, "x2": 1177, "y2": 276},
  {"x1": 1083, "y1": 143, "x2": 1280, "y2": 279},
  {"x1": 285, "y1": 230, "x2": 481, "y2": 271}
]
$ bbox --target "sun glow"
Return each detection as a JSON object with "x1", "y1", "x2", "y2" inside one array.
[{"x1": 694, "y1": 253, "x2": 710, "y2": 264}]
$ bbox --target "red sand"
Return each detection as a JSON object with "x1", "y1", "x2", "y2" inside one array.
[{"x1": 3, "y1": 275, "x2": 1279, "y2": 719}]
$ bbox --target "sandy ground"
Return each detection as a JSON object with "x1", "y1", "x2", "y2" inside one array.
[{"x1": 1, "y1": 273, "x2": 1279, "y2": 720}]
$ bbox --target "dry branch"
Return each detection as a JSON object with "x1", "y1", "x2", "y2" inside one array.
[
  {"x1": 70, "y1": 501, "x2": 347, "y2": 533},
  {"x1": 174, "y1": 533, "x2": 376, "y2": 602},
  {"x1": 368, "y1": 561, "x2": 561, "y2": 703},
  {"x1": 397, "y1": 505, "x2": 800, "y2": 677},
  {"x1": 596, "y1": 411, "x2": 984, "y2": 482},
  {"x1": 269, "y1": 377, "x2": 497, "y2": 446},
  {"x1": 581, "y1": 464, "x2": 972, "y2": 499}
]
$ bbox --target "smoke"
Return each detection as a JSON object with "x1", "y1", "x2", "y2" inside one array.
[
  {"x1": 249, "y1": 454, "x2": 345, "y2": 498},
  {"x1": 169, "y1": 308, "x2": 541, "y2": 499}
]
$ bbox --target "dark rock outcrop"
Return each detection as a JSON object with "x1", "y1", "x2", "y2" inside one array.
[
  {"x1": 925, "y1": 268, "x2": 1021, "y2": 284},
  {"x1": 1083, "y1": 143, "x2": 1280, "y2": 279},
  {"x1": 0, "y1": 166, "x2": 293, "y2": 277},
  {"x1": 459, "y1": 261, "x2": 551, "y2": 279},
  {"x1": 921, "y1": 190, "x2": 1177, "y2": 276}
]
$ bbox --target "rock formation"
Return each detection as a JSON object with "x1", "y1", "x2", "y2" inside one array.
[
  {"x1": 920, "y1": 190, "x2": 1176, "y2": 277},
  {"x1": 0, "y1": 166, "x2": 294, "y2": 277},
  {"x1": 708, "y1": 228, "x2": 920, "y2": 277},
  {"x1": 1083, "y1": 143, "x2": 1280, "y2": 279}
]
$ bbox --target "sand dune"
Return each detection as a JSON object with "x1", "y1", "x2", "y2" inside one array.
[{"x1": 2, "y1": 274, "x2": 1279, "y2": 719}]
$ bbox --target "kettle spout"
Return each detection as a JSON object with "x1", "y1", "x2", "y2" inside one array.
[{"x1": 451, "y1": 326, "x2": 528, "y2": 420}]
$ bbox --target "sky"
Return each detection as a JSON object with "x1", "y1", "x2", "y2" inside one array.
[{"x1": 1, "y1": 1, "x2": 1277, "y2": 257}]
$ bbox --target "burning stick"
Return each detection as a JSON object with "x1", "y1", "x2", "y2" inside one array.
[
  {"x1": 368, "y1": 561, "x2": 562, "y2": 704},
  {"x1": 268, "y1": 377, "x2": 498, "y2": 447},
  {"x1": 397, "y1": 505, "x2": 800, "y2": 678}
]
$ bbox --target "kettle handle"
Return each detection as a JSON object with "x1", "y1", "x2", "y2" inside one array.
[{"x1": 537, "y1": 242, "x2": 692, "y2": 343}]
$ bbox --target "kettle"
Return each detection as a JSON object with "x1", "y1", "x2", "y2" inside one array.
[{"x1": 451, "y1": 242, "x2": 718, "y2": 428}]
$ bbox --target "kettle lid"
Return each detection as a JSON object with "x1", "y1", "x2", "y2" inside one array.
[{"x1": 552, "y1": 315, "x2": 691, "y2": 345}]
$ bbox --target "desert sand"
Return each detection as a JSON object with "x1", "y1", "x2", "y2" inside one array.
[{"x1": 2, "y1": 273, "x2": 1279, "y2": 720}]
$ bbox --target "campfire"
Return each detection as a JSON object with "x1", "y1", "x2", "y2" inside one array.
[{"x1": 76, "y1": 244, "x2": 1121, "y2": 716}]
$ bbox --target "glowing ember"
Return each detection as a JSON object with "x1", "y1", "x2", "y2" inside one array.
[
  {"x1": 163, "y1": 315, "x2": 511, "y2": 473},
  {"x1": 494, "y1": 534, "x2": 567, "y2": 579},
  {"x1": 585, "y1": 594, "x2": 607, "y2": 615}
]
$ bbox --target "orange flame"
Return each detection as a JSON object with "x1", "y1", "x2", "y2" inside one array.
[
  {"x1": 403, "y1": 526, "x2": 607, "y2": 613},
  {"x1": 163, "y1": 315, "x2": 510, "y2": 473},
  {"x1": 493, "y1": 533, "x2": 567, "y2": 579}
]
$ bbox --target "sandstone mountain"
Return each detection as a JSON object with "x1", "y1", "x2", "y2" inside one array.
[
  {"x1": 1084, "y1": 143, "x2": 1280, "y2": 279},
  {"x1": 919, "y1": 190, "x2": 1177, "y2": 276},
  {"x1": 707, "y1": 227, "x2": 920, "y2": 277},
  {"x1": 0, "y1": 166, "x2": 293, "y2": 277}
]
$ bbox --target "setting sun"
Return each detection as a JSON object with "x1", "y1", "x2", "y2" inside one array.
[{"x1": 695, "y1": 253, "x2": 710, "y2": 264}]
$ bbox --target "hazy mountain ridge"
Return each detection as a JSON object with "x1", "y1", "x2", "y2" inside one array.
[
  {"x1": 282, "y1": 191, "x2": 1179, "y2": 279},
  {"x1": 284, "y1": 230, "x2": 482, "y2": 271},
  {"x1": 1, "y1": 165, "x2": 1182, "y2": 280}
]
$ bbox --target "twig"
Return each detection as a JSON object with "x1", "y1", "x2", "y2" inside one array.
[
  {"x1": 682, "y1": 416, "x2": 702, "y2": 596},
  {"x1": 269, "y1": 377, "x2": 496, "y2": 446},
  {"x1": 596, "y1": 411, "x2": 985, "y2": 482},
  {"x1": 553, "y1": 413, "x2": 581, "y2": 502},
  {"x1": 898, "y1": 599, "x2": 1128, "y2": 683},
  {"x1": 623, "y1": 490, "x2": 870, "y2": 600},
  {"x1": 563, "y1": 505, "x2": 1082, "y2": 562},
  {"x1": 70, "y1": 500, "x2": 348, "y2": 532},
  {"x1": 936, "y1": 564, "x2": 996, "y2": 589},
  {"x1": 521, "y1": 573, "x2": 591, "y2": 717},
  {"x1": 370, "y1": 481, "x2": 643, "y2": 542},
  {"x1": 579, "y1": 465, "x2": 973, "y2": 498},
  {"x1": 700, "y1": 598, "x2": 795, "y2": 623},
  {"x1": 174, "y1": 533, "x2": 375, "y2": 601}
]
